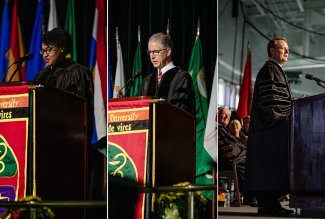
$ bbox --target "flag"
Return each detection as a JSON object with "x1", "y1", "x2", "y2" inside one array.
[
  {"x1": 0, "y1": 0, "x2": 10, "y2": 82},
  {"x1": 65, "y1": 0, "x2": 77, "y2": 61},
  {"x1": 8, "y1": 0, "x2": 26, "y2": 82},
  {"x1": 26, "y1": 0, "x2": 45, "y2": 81},
  {"x1": 188, "y1": 36, "x2": 212, "y2": 198},
  {"x1": 129, "y1": 40, "x2": 142, "y2": 96},
  {"x1": 204, "y1": 58, "x2": 218, "y2": 163},
  {"x1": 236, "y1": 47, "x2": 252, "y2": 119},
  {"x1": 89, "y1": 0, "x2": 107, "y2": 154},
  {"x1": 47, "y1": 0, "x2": 58, "y2": 31},
  {"x1": 113, "y1": 39, "x2": 125, "y2": 98}
]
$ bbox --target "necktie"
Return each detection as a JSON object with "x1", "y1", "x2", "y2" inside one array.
[{"x1": 158, "y1": 70, "x2": 162, "y2": 84}]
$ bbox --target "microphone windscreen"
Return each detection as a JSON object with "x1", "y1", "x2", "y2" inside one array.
[
  {"x1": 305, "y1": 74, "x2": 313, "y2": 80},
  {"x1": 25, "y1": 53, "x2": 34, "y2": 59},
  {"x1": 135, "y1": 70, "x2": 142, "y2": 76}
]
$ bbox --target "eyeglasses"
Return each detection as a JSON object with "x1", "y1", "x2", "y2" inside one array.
[
  {"x1": 146, "y1": 49, "x2": 167, "y2": 56},
  {"x1": 39, "y1": 47, "x2": 55, "y2": 55}
]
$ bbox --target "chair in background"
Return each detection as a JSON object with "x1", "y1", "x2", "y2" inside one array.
[{"x1": 218, "y1": 165, "x2": 241, "y2": 207}]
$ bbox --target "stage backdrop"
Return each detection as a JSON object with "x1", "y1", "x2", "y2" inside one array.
[{"x1": 0, "y1": 0, "x2": 100, "y2": 68}]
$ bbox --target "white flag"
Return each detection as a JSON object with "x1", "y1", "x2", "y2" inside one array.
[
  {"x1": 47, "y1": 0, "x2": 58, "y2": 31},
  {"x1": 204, "y1": 57, "x2": 218, "y2": 162},
  {"x1": 113, "y1": 40, "x2": 125, "y2": 98}
]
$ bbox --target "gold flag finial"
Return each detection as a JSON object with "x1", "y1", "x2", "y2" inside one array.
[
  {"x1": 166, "y1": 19, "x2": 170, "y2": 35},
  {"x1": 196, "y1": 18, "x2": 200, "y2": 40},
  {"x1": 247, "y1": 41, "x2": 251, "y2": 52},
  {"x1": 137, "y1": 25, "x2": 141, "y2": 42},
  {"x1": 115, "y1": 27, "x2": 119, "y2": 42}
]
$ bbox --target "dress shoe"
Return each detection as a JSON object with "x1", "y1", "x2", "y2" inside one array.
[
  {"x1": 278, "y1": 205, "x2": 294, "y2": 215},
  {"x1": 258, "y1": 206, "x2": 294, "y2": 216}
]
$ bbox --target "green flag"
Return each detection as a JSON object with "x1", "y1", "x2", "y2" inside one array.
[
  {"x1": 188, "y1": 36, "x2": 212, "y2": 199},
  {"x1": 65, "y1": 0, "x2": 77, "y2": 61},
  {"x1": 130, "y1": 41, "x2": 142, "y2": 96}
]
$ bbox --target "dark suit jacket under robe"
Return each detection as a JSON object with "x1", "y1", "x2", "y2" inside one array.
[
  {"x1": 137, "y1": 66, "x2": 196, "y2": 115},
  {"x1": 244, "y1": 60, "x2": 292, "y2": 195}
]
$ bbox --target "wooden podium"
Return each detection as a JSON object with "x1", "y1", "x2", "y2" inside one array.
[
  {"x1": 290, "y1": 93, "x2": 325, "y2": 216},
  {"x1": 108, "y1": 97, "x2": 195, "y2": 219},
  {"x1": 0, "y1": 82, "x2": 88, "y2": 218}
]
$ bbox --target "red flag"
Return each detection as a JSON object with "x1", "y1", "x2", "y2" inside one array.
[
  {"x1": 237, "y1": 48, "x2": 252, "y2": 119},
  {"x1": 7, "y1": 0, "x2": 26, "y2": 81}
]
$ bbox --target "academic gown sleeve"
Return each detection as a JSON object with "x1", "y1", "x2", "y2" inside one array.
[
  {"x1": 167, "y1": 70, "x2": 196, "y2": 115},
  {"x1": 255, "y1": 62, "x2": 291, "y2": 130}
]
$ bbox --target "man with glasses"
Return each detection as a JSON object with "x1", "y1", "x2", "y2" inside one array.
[
  {"x1": 137, "y1": 32, "x2": 195, "y2": 115},
  {"x1": 244, "y1": 38, "x2": 294, "y2": 216}
]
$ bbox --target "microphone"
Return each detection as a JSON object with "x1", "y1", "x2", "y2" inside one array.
[
  {"x1": 127, "y1": 70, "x2": 142, "y2": 84},
  {"x1": 117, "y1": 70, "x2": 143, "y2": 97},
  {"x1": 305, "y1": 74, "x2": 325, "y2": 89},
  {"x1": 2, "y1": 53, "x2": 34, "y2": 82},
  {"x1": 13, "y1": 52, "x2": 34, "y2": 64},
  {"x1": 305, "y1": 74, "x2": 325, "y2": 83}
]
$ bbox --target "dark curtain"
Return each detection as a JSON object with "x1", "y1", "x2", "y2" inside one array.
[
  {"x1": 108, "y1": 0, "x2": 217, "y2": 98},
  {"x1": 0, "y1": 0, "x2": 97, "y2": 68}
]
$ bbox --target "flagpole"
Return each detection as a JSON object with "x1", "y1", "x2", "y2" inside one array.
[
  {"x1": 137, "y1": 25, "x2": 141, "y2": 42},
  {"x1": 239, "y1": 20, "x2": 247, "y2": 85}
]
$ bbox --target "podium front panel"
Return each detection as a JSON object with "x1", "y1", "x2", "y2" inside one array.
[
  {"x1": 108, "y1": 97, "x2": 196, "y2": 219},
  {"x1": 154, "y1": 101, "x2": 195, "y2": 185},
  {"x1": 290, "y1": 93, "x2": 325, "y2": 210},
  {"x1": 0, "y1": 83, "x2": 88, "y2": 219}
]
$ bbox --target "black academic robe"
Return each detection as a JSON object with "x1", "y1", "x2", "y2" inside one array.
[
  {"x1": 244, "y1": 60, "x2": 292, "y2": 194},
  {"x1": 218, "y1": 123, "x2": 246, "y2": 169},
  {"x1": 33, "y1": 59, "x2": 94, "y2": 144},
  {"x1": 218, "y1": 123, "x2": 246, "y2": 182},
  {"x1": 137, "y1": 67, "x2": 196, "y2": 115}
]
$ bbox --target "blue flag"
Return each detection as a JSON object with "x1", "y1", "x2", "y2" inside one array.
[
  {"x1": 0, "y1": 1, "x2": 10, "y2": 82},
  {"x1": 89, "y1": 0, "x2": 107, "y2": 154},
  {"x1": 26, "y1": 0, "x2": 45, "y2": 81}
]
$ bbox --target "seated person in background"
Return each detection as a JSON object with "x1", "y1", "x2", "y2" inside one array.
[
  {"x1": 218, "y1": 106, "x2": 246, "y2": 191},
  {"x1": 229, "y1": 119, "x2": 248, "y2": 147},
  {"x1": 241, "y1": 115, "x2": 250, "y2": 136}
]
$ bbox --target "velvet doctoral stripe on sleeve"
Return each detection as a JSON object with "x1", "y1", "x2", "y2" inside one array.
[{"x1": 255, "y1": 61, "x2": 291, "y2": 129}]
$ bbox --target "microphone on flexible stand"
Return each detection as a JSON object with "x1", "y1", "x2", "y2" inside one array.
[
  {"x1": 2, "y1": 53, "x2": 34, "y2": 82},
  {"x1": 305, "y1": 74, "x2": 325, "y2": 89},
  {"x1": 117, "y1": 70, "x2": 143, "y2": 98}
]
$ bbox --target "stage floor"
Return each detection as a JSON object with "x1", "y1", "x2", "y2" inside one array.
[{"x1": 218, "y1": 201, "x2": 319, "y2": 219}]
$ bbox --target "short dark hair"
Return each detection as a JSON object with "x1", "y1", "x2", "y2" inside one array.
[
  {"x1": 42, "y1": 27, "x2": 72, "y2": 55},
  {"x1": 148, "y1": 32, "x2": 173, "y2": 51},
  {"x1": 267, "y1": 37, "x2": 287, "y2": 57}
]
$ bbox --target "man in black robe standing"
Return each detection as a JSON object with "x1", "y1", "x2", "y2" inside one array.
[
  {"x1": 244, "y1": 38, "x2": 294, "y2": 216},
  {"x1": 137, "y1": 33, "x2": 195, "y2": 115}
]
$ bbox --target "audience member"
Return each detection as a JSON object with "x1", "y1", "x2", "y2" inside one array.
[
  {"x1": 242, "y1": 115, "x2": 250, "y2": 136},
  {"x1": 229, "y1": 119, "x2": 248, "y2": 147},
  {"x1": 218, "y1": 106, "x2": 246, "y2": 192}
]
